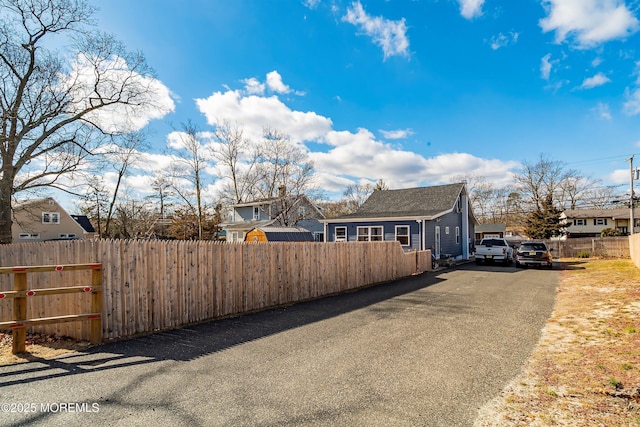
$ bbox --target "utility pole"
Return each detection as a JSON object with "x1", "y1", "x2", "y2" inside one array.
[{"x1": 628, "y1": 155, "x2": 635, "y2": 235}]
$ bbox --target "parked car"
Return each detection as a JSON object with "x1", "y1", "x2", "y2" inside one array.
[
  {"x1": 474, "y1": 238, "x2": 513, "y2": 265},
  {"x1": 515, "y1": 241, "x2": 553, "y2": 269}
]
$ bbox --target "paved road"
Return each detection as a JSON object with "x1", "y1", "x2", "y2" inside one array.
[{"x1": 0, "y1": 263, "x2": 558, "y2": 426}]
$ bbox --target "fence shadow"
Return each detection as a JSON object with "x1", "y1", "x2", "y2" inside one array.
[
  {"x1": 0, "y1": 272, "x2": 445, "y2": 388},
  {"x1": 553, "y1": 260, "x2": 588, "y2": 271}
]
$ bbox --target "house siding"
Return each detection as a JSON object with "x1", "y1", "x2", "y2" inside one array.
[
  {"x1": 12, "y1": 198, "x2": 88, "y2": 242},
  {"x1": 326, "y1": 220, "x2": 421, "y2": 251}
]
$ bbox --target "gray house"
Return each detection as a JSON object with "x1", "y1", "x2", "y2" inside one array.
[
  {"x1": 221, "y1": 194, "x2": 325, "y2": 242},
  {"x1": 321, "y1": 183, "x2": 477, "y2": 260}
]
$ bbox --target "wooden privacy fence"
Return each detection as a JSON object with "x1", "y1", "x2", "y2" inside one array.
[
  {"x1": 0, "y1": 240, "x2": 431, "y2": 342},
  {"x1": 544, "y1": 237, "x2": 630, "y2": 258},
  {"x1": 0, "y1": 263, "x2": 102, "y2": 353}
]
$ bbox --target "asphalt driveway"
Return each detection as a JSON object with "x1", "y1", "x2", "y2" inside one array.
[{"x1": 0, "y1": 263, "x2": 558, "y2": 426}]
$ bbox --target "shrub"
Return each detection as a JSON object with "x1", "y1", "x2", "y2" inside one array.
[
  {"x1": 576, "y1": 250, "x2": 591, "y2": 258},
  {"x1": 600, "y1": 228, "x2": 621, "y2": 237}
]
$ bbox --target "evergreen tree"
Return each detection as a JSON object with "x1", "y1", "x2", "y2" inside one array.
[{"x1": 524, "y1": 193, "x2": 563, "y2": 239}]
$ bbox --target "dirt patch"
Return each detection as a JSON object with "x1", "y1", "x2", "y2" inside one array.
[
  {"x1": 0, "y1": 331, "x2": 90, "y2": 366},
  {"x1": 476, "y1": 258, "x2": 640, "y2": 426}
]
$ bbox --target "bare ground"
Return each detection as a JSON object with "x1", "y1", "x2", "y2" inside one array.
[{"x1": 0, "y1": 331, "x2": 90, "y2": 366}]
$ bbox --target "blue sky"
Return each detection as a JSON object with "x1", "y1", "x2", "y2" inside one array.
[{"x1": 82, "y1": 0, "x2": 640, "y2": 204}]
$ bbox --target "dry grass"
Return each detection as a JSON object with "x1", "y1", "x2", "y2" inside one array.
[
  {"x1": 476, "y1": 258, "x2": 640, "y2": 426},
  {"x1": 0, "y1": 332, "x2": 90, "y2": 366}
]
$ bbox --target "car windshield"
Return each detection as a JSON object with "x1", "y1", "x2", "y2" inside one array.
[{"x1": 520, "y1": 243, "x2": 547, "y2": 251}]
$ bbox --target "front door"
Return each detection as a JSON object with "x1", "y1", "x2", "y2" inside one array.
[{"x1": 434, "y1": 226, "x2": 441, "y2": 259}]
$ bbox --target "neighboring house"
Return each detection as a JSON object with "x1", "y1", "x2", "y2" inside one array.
[
  {"x1": 475, "y1": 223, "x2": 506, "y2": 241},
  {"x1": 321, "y1": 183, "x2": 477, "y2": 260},
  {"x1": 561, "y1": 208, "x2": 640, "y2": 237},
  {"x1": 12, "y1": 197, "x2": 97, "y2": 242},
  {"x1": 221, "y1": 193, "x2": 325, "y2": 242},
  {"x1": 244, "y1": 226, "x2": 314, "y2": 242}
]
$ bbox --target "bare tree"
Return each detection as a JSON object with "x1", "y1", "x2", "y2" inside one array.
[
  {"x1": 514, "y1": 154, "x2": 569, "y2": 212},
  {"x1": 168, "y1": 121, "x2": 211, "y2": 240},
  {"x1": 254, "y1": 128, "x2": 314, "y2": 199},
  {"x1": 101, "y1": 131, "x2": 147, "y2": 236},
  {"x1": 343, "y1": 182, "x2": 374, "y2": 213},
  {"x1": 556, "y1": 175, "x2": 599, "y2": 210},
  {"x1": 0, "y1": 0, "x2": 165, "y2": 243},
  {"x1": 209, "y1": 120, "x2": 257, "y2": 204}
]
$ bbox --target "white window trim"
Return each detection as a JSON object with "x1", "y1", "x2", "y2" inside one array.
[
  {"x1": 575, "y1": 219, "x2": 586, "y2": 226},
  {"x1": 445, "y1": 226, "x2": 450, "y2": 235},
  {"x1": 595, "y1": 219, "x2": 606, "y2": 225},
  {"x1": 42, "y1": 212, "x2": 60, "y2": 224},
  {"x1": 357, "y1": 226, "x2": 383, "y2": 242},
  {"x1": 455, "y1": 226, "x2": 460, "y2": 244},
  {"x1": 59, "y1": 233, "x2": 76, "y2": 239},
  {"x1": 253, "y1": 206, "x2": 260, "y2": 221},
  {"x1": 395, "y1": 225, "x2": 410, "y2": 246},
  {"x1": 19, "y1": 233, "x2": 40, "y2": 239},
  {"x1": 335, "y1": 226, "x2": 347, "y2": 242}
]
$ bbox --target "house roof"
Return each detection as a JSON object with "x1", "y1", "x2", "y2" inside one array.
[
  {"x1": 246, "y1": 226, "x2": 314, "y2": 242},
  {"x1": 329, "y1": 183, "x2": 467, "y2": 220},
  {"x1": 70, "y1": 215, "x2": 96, "y2": 233},
  {"x1": 562, "y1": 208, "x2": 640, "y2": 220},
  {"x1": 224, "y1": 219, "x2": 275, "y2": 231}
]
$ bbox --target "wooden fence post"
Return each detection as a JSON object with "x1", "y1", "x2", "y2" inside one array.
[
  {"x1": 12, "y1": 270, "x2": 27, "y2": 354},
  {"x1": 90, "y1": 266, "x2": 103, "y2": 345}
]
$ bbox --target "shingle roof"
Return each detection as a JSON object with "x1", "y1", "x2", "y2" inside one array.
[
  {"x1": 338, "y1": 182, "x2": 465, "y2": 219},
  {"x1": 563, "y1": 208, "x2": 640, "y2": 220},
  {"x1": 247, "y1": 227, "x2": 314, "y2": 242},
  {"x1": 70, "y1": 215, "x2": 95, "y2": 233}
]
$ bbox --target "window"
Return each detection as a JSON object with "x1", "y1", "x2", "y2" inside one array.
[
  {"x1": 456, "y1": 226, "x2": 460, "y2": 244},
  {"x1": 357, "y1": 226, "x2": 383, "y2": 242},
  {"x1": 445, "y1": 226, "x2": 450, "y2": 235},
  {"x1": 59, "y1": 233, "x2": 76, "y2": 239},
  {"x1": 42, "y1": 212, "x2": 60, "y2": 224},
  {"x1": 253, "y1": 207, "x2": 260, "y2": 221},
  {"x1": 594, "y1": 219, "x2": 607, "y2": 226},
  {"x1": 395, "y1": 226, "x2": 410, "y2": 246},
  {"x1": 335, "y1": 227, "x2": 347, "y2": 242},
  {"x1": 231, "y1": 232, "x2": 239, "y2": 242},
  {"x1": 574, "y1": 219, "x2": 586, "y2": 226},
  {"x1": 313, "y1": 232, "x2": 324, "y2": 242},
  {"x1": 19, "y1": 233, "x2": 40, "y2": 239}
]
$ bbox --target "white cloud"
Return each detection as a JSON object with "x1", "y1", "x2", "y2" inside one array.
[
  {"x1": 65, "y1": 54, "x2": 175, "y2": 133},
  {"x1": 541, "y1": 53, "x2": 553, "y2": 80},
  {"x1": 379, "y1": 129, "x2": 414, "y2": 139},
  {"x1": 242, "y1": 77, "x2": 265, "y2": 95},
  {"x1": 580, "y1": 72, "x2": 611, "y2": 88},
  {"x1": 303, "y1": 0, "x2": 320, "y2": 9},
  {"x1": 489, "y1": 32, "x2": 520, "y2": 50},
  {"x1": 623, "y1": 87, "x2": 640, "y2": 115},
  {"x1": 196, "y1": 89, "x2": 333, "y2": 144},
  {"x1": 266, "y1": 70, "x2": 292, "y2": 94},
  {"x1": 459, "y1": 0, "x2": 485, "y2": 20},
  {"x1": 309, "y1": 129, "x2": 518, "y2": 190},
  {"x1": 196, "y1": 72, "x2": 519, "y2": 198},
  {"x1": 342, "y1": 1, "x2": 410, "y2": 60},
  {"x1": 242, "y1": 71, "x2": 304, "y2": 96},
  {"x1": 609, "y1": 168, "x2": 632, "y2": 184},
  {"x1": 540, "y1": 0, "x2": 640, "y2": 48},
  {"x1": 592, "y1": 102, "x2": 612, "y2": 120}
]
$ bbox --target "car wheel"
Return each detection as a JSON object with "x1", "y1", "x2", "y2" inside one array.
[
  {"x1": 515, "y1": 262, "x2": 523, "y2": 269},
  {"x1": 475, "y1": 259, "x2": 482, "y2": 265}
]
